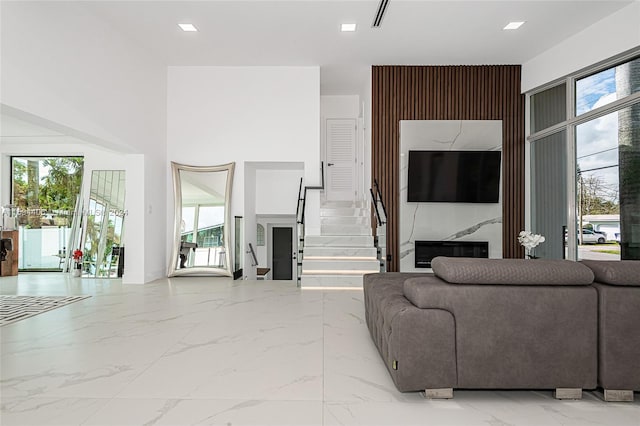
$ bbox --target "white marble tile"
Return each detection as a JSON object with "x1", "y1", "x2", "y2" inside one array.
[
  {"x1": 83, "y1": 398, "x2": 323, "y2": 425},
  {"x1": 320, "y1": 207, "x2": 368, "y2": 217},
  {"x1": 322, "y1": 292, "x2": 421, "y2": 404},
  {"x1": 399, "y1": 120, "x2": 504, "y2": 272},
  {"x1": 304, "y1": 247, "x2": 377, "y2": 257},
  {"x1": 116, "y1": 286, "x2": 324, "y2": 400},
  {"x1": 305, "y1": 235, "x2": 373, "y2": 247},
  {"x1": 321, "y1": 201, "x2": 368, "y2": 209},
  {"x1": 321, "y1": 216, "x2": 370, "y2": 225},
  {"x1": 321, "y1": 224, "x2": 372, "y2": 236},
  {"x1": 324, "y1": 391, "x2": 640, "y2": 426},
  {"x1": 303, "y1": 259, "x2": 379, "y2": 271},
  {"x1": 116, "y1": 323, "x2": 324, "y2": 400},
  {"x1": 2, "y1": 274, "x2": 639, "y2": 426},
  {"x1": 0, "y1": 397, "x2": 106, "y2": 425},
  {"x1": 1, "y1": 321, "x2": 196, "y2": 398}
]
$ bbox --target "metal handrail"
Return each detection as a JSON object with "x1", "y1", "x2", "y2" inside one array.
[
  {"x1": 370, "y1": 188, "x2": 382, "y2": 226},
  {"x1": 295, "y1": 162, "x2": 324, "y2": 287},
  {"x1": 295, "y1": 178, "x2": 303, "y2": 224},
  {"x1": 299, "y1": 162, "x2": 324, "y2": 226},
  {"x1": 247, "y1": 243, "x2": 258, "y2": 267},
  {"x1": 374, "y1": 179, "x2": 387, "y2": 222}
]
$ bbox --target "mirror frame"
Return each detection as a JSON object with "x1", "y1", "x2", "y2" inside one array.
[{"x1": 168, "y1": 161, "x2": 235, "y2": 277}]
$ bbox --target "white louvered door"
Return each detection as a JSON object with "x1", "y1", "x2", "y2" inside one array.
[{"x1": 326, "y1": 119, "x2": 357, "y2": 201}]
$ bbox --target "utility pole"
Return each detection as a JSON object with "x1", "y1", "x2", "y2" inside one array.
[{"x1": 578, "y1": 172, "x2": 584, "y2": 246}]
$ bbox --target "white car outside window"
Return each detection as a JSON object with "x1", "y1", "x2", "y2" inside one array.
[{"x1": 580, "y1": 229, "x2": 605, "y2": 244}]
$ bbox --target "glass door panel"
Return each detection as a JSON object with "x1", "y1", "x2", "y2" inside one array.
[
  {"x1": 531, "y1": 131, "x2": 568, "y2": 259},
  {"x1": 11, "y1": 157, "x2": 83, "y2": 271},
  {"x1": 576, "y1": 105, "x2": 640, "y2": 260}
]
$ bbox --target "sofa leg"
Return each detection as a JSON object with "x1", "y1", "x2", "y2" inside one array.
[
  {"x1": 604, "y1": 390, "x2": 634, "y2": 402},
  {"x1": 554, "y1": 388, "x2": 582, "y2": 400},
  {"x1": 424, "y1": 388, "x2": 454, "y2": 399}
]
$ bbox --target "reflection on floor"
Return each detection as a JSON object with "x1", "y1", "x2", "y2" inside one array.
[{"x1": 1, "y1": 273, "x2": 639, "y2": 425}]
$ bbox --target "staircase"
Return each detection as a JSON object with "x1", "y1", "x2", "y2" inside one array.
[{"x1": 300, "y1": 200, "x2": 380, "y2": 287}]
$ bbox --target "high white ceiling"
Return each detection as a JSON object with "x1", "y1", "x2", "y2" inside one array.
[
  {"x1": 84, "y1": 0, "x2": 633, "y2": 94},
  {"x1": 1, "y1": 1, "x2": 634, "y2": 142}
]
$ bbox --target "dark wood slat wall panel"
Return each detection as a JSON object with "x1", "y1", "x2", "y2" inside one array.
[{"x1": 372, "y1": 65, "x2": 525, "y2": 271}]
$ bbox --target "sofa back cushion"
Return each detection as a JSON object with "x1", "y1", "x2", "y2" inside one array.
[
  {"x1": 581, "y1": 260, "x2": 640, "y2": 286},
  {"x1": 431, "y1": 257, "x2": 594, "y2": 285}
]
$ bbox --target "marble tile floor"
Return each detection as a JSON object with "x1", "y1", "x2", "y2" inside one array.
[{"x1": 1, "y1": 273, "x2": 638, "y2": 426}]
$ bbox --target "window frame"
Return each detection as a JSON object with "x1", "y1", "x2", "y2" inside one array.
[{"x1": 526, "y1": 47, "x2": 640, "y2": 260}]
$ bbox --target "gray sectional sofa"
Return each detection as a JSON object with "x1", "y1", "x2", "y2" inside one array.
[
  {"x1": 582, "y1": 260, "x2": 640, "y2": 401},
  {"x1": 364, "y1": 257, "x2": 639, "y2": 401}
]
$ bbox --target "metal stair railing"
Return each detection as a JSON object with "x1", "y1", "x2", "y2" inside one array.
[
  {"x1": 295, "y1": 162, "x2": 324, "y2": 287},
  {"x1": 371, "y1": 179, "x2": 388, "y2": 272}
]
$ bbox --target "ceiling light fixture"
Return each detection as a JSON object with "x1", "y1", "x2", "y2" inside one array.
[
  {"x1": 503, "y1": 21, "x2": 525, "y2": 30},
  {"x1": 178, "y1": 23, "x2": 198, "y2": 32},
  {"x1": 372, "y1": 0, "x2": 390, "y2": 28},
  {"x1": 341, "y1": 23, "x2": 357, "y2": 32}
]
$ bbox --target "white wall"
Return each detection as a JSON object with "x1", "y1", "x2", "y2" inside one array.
[
  {"x1": 0, "y1": 142, "x2": 145, "y2": 284},
  {"x1": 321, "y1": 96, "x2": 360, "y2": 119},
  {"x1": 244, "y1": 165, "x2": 257, "y2": 279},
  {"x1": 167, "y1": 66, "x2": 321, "y2": 277},
  {"x1": 256, "y1": 169, "x2": 304, "y2": 215},
  {"x1": 522, "y1": 1, "x2": 640, "y2": 92},
  {"x1": 1, "y1": 2, "x2": 168, "y2": 283},
  {"x1": 0, "y1": 3, "x2": 167, "y2": 155},
  {"x1": 362, "y1": 69, "x2": 373, "y2": 202},
  {"x1": 399, "y1": 120, "x2": 503, "y2": 272},
  {"x1": 167, "y1": 66, "x2": 320, "y2": 212}
]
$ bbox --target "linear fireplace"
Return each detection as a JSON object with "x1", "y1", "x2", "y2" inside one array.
[{"x1": 415, "y1": 240, "x2": 489, "y2": 268}]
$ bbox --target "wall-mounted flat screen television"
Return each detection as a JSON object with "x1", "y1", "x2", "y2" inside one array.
[{"x1": 407, "y1": 150, "x2": 501, "y2": 203}]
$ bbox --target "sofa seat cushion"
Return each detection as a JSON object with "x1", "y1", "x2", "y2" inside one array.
[
  {"x1": 431, "y1": 257, "x2": 594, "y2": 285},
  {"x1": 581, "y1": 260, "x2": 640, "y2": 286}
]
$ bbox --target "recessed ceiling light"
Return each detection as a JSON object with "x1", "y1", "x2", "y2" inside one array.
[
  {"x1": 341, "y1": 23, "x2": 357, "y2": 32},
  {"x1": 503, "y1": 21, "x2": 525, "y2": 30},
  {"x1": 178, "y1": 23, "x2": 198, "y2": 32}
]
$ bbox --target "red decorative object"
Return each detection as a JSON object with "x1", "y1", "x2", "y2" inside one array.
[{"x1": 73, "y1": 249, "x2": 83, "y2": 261}]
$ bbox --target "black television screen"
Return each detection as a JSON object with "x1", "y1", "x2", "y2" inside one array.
[{"x1": 407, "y1": 150, "x2": 501, "y2": 203}]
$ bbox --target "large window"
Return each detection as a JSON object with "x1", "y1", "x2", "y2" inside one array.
[
  {"x1": 528, "y1": 51, "x2": 640, "y2": 261},
  {"x1": 10, "y1": 156, "x2": 84, "y2": 270},
  {"x1": 576, "y1": 56, "x2": 640, "y2": 115}
]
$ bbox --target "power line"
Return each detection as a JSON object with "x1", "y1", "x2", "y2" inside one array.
[
  {"x1": 577, "y1": 147, "x2": 617, "y2": 159},
  {"x1": 580, "y1": 164, "x2": 619, "y2": 173}
]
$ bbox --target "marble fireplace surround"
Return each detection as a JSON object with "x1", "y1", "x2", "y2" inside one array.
[{"x1": 399, "y1": 120, "x2": 503, "y2": 272}]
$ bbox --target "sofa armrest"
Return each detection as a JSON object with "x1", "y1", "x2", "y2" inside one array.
[{"x1": 364, "y1": 273, "x2": 457, "y2": 392}]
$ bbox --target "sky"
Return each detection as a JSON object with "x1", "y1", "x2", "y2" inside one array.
[
  {"x1": 181, "y1": 206, "x2": 225, "y2": 233},
  {"x1": 575, "y1": 68, "x2": 621, "y2": 203}
]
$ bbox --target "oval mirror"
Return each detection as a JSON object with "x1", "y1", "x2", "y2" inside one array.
[{"x1": 169, "y1": 162, "x2": 235, "y2": 277}]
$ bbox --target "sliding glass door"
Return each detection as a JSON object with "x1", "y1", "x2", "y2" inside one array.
[{"x1": 11, "y1": 157, "x2": 83, "y2": 271}]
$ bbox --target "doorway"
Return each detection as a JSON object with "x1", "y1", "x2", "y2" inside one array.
[
  {"x1": 325, "y1": 118, "x2": 357, "y2": 201},
  {"x1": 10, "y1": 156, "x2": 84, "y2": 271},
  {"x1": 271, "y1": 226, "x2": 294, "y2": 280}
]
